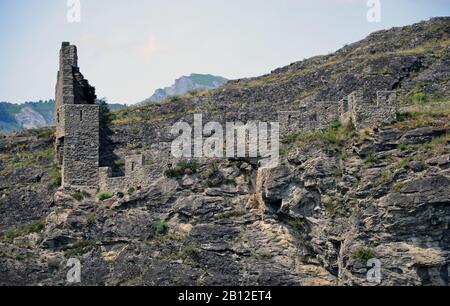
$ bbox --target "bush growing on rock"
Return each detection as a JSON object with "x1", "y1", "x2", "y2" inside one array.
[
  {"x1": 48, "y1": 164, "x2": 61, "y2": 189},
  {"x1": 97, "y1": 191, "x2": 113, "y2": 201},
  {"x1": 352, "y1": 246, "x2": 375, "y2": 262},
  {"x1": 71, "y1": 191, "x2": 84, "y2": 201},
  {"x1": 164, "y1": 160, "x2": 199, "y2": 178},
  {"x1": 154, "y1": 219, "x2": 168, "y2": 236}
]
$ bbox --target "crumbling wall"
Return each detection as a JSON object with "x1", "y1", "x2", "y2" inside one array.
[
  {"x1": 278, "y1": 100, "x2": 339, "y2": 134},
  {"x1": 99, "y1": 154, "x2": 148, "y2": 193},
  {"x1": 54, "y1": 42, "x2": 99, "y2": 188},
  {"x1": 339, "y1": 90, "x2": 399, "y2": 129},
  {"x1": 280, "y1": 90, "x2": 399, "y2": 136}
]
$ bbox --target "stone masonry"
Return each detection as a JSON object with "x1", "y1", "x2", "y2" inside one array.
[
  {"x1": 54, "y1": 42, "x2": 399, "y2": 192},
  {"x1": 339, "y1": 90, "x2": 398, "y2": 130},
  {"x1": 279, "y1": 90, "x2": 399, "y2": 134},
  {"x1": 55, "y1": 42, "x2": 99, "y2": 187}
]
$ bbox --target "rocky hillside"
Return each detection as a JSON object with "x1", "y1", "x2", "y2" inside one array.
[
  {"x1": 120, "y1": 17, "x2": 450, "y2": 126},
  {"x1": 0, "y1": 18, "x2": 449, "y2": 286},
  {"x1": 142, "y1": 74, "x2": 228, "y2": 104}
]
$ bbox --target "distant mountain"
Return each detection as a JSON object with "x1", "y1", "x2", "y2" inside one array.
[
  {"x1": 143, "y1": 73, "x2": 228, "y2": 103},
  {"x1": 0, "y1": 100, "x2": 127, "y2": 133}
]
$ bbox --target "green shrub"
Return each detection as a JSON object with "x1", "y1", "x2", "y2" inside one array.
[
  {"x1": 364, "y1": 151, "x2": 378, "y2": 165},
  {"x1": 114, "y1": 159, "x2": 124, "y2": 167},
  {"x1": 154, "y1": 219, "x2": 168, "y2": 235},
  {"x1": 292, "y1": 217, "x2": 305, "y2": 230},
  {"x1": 128, "y1": 187, "x2": 136, "y2": 194},
  {"x1": 48, "y1": 164, "x2": 62, "y2": 189},
  {"x1": 97, "y1": 99, "x2": 116, "y2": 128},
  {"x1": 169, "y1": 95, "x2": 181, "y2": 103},
  {"x1": 412, "y1": 92, "x2": 428, "y2": 104},
  {"x1": 97, "y1": 191, "x2": 113, "y2": 201},
  {"x1": 164, "y1": 160, "x2": 200, "y2": 178},
  {"x1": 71, "y1": 191, "x2": 84, "y2": 201},
  {"x1": 15, "y1": 252, "x2": 25, "y2": 261},
  {"x1": 397, "y1": 144, "x2": 408, "y2": 151},
  {"x1": 352, "y1": 246, "x2": 375, "y2": 262},
  {"x1": 86, "y1": 213, "x2": 96, "y2": 226},
  {"x1": 37, "y1": 129, "x2": 54, "y2": 139}
]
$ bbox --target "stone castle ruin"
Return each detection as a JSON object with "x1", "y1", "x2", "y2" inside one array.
[
  {"x1": 55, "y1": 42, "x2": 99, "y2": 188},
  {"x1": 278, "y1": 90, "x2": 398, "y2": 134},
  {"x1": 54, "y1": 42, "x2": 400, "y2": 192}
]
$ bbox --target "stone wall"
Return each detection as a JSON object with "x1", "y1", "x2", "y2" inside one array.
[
  {"x1": 340, "y1": 90, "x2": 398, "y2": 130},
  {"x1": 278, "y1": 100, "x2": 339, "y2": 134},
  {"x1": 62, "y1": 104, "x2": 99, "y2": 187},
  {"x1": 280, "y1": 90, "x2": 399, "y2": 135},
  {"x1": 99, "y1": 155, "x2": 147, "y2": 193},
  {"x1": 54, "y1": 42, "x2": 99, "y2": 188}
]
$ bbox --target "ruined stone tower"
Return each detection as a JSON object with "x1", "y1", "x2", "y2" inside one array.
[{"x1": 55, "y1": 42, "x2": 99, "y2": 188}]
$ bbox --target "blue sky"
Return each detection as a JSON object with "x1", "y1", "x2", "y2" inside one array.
[{"x1": 1, "y1": 0, "x2": 450, "y2": 104}]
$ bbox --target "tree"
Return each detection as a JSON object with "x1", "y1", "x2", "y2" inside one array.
[{"x1": 96, "y1": 98, "x2": 114, "y2": 128}]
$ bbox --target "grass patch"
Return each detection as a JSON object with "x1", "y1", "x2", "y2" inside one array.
[
  {"x1": 48, "y1": 163, "x2": 62, "y2": 189},
  {"x1": 209, "y1": 210, "x2": 246, "y2": 221},
  {"x1": 97, "y1": 191, "x2": 113, "y2": 201},
  {"x1": 86, "y1": 213, "x2": 96, "y2": 226},
  {"x1": 352, "y1": 246, "x2": 375, "y2": 262},
  {"x1": 364, "y1": 151, "x2": 378, "y2": 165},
  {"x1": 392, "y1": 182, "x2": 405, "y2": 192},
  {"x1": 394, "y1": 104, "x2": 450, "y2": 130},
  {"x1": 37, "y1": 129, "x2": 54, "y2": 139},
  {"x1": 282, "y1": 120, "x2": 355, "y2": 150},
  {"x1": 292, "y1": 217, "x2": 306, "y2": 230},
  {"x1": 397, "y1": 144, "x2": 408, "y2": 151},
  {"x1": 1, "y1": 218, "x2": 46, "y2": 243},
  {"x1": 64, "y1": 240, "x2": 96, "y2": 257}
]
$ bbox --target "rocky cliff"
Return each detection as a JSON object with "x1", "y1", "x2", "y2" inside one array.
[{"x1": 0, "y1": 18, "x2": 449, "y2": 286}]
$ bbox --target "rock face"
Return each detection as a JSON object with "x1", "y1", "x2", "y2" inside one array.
[
  {"x1": 14, "y1": 107, "x2": 48, "y2": 130},
  {"x1": 0, "y1": 18, "x2": 449, "y2": 286},
  {"x1": 143, "y1": 74, "x2": 228, "y2": 103},
  {"x1": 0, "y1": 101, "x2": 55, "y2": 132},
  {"x1": 1, "y1": 120, "x2": 448, "y2": 286}
]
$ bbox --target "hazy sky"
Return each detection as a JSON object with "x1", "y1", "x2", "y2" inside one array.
[{"x1": 1, "y1": 0, "x2": 450, "y2": 104}]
